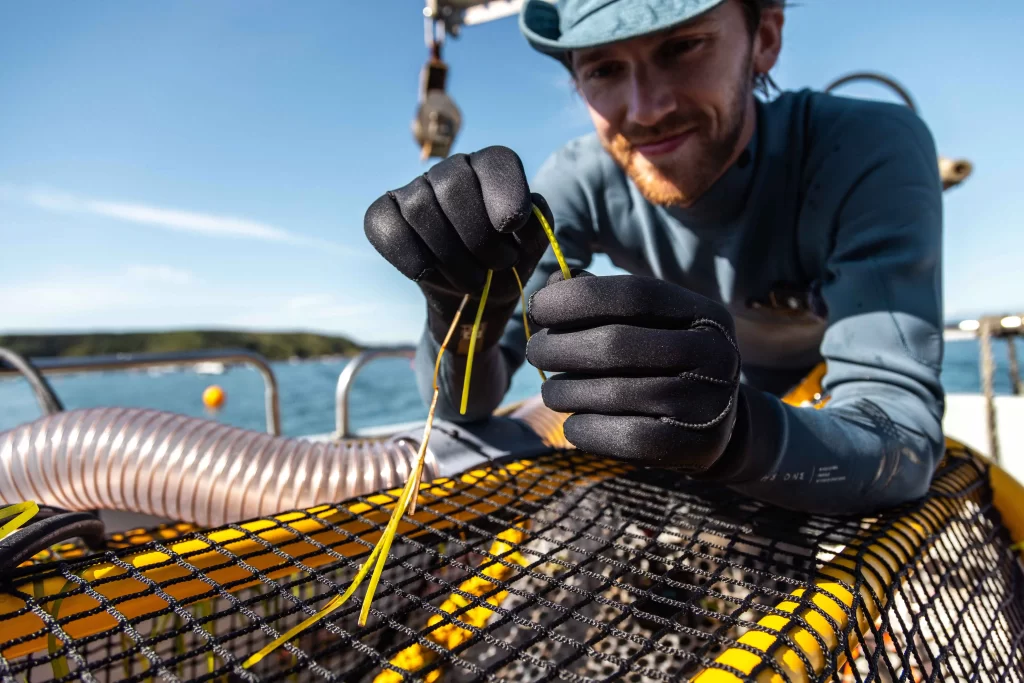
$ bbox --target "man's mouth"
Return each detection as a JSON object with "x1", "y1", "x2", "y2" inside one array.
[{"x1": 631, "y1": 129, "x2": 695, "y2": 157}]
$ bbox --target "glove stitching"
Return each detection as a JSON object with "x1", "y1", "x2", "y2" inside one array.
[
  {"x1": 691, "y1": 318, "x2": 739, "y2": 351},
  {"x1": 660, "y1": 393, "x2": 735, "y2": 430},
  {"x1": 676, "y1": 371, "x2": 734, "y2": 386},
  {"x1": 691, "y1": 317, "x2": 741, "y2": 381},
  {"x1": 526, "y1": 290, "x2": 540, "y2": 326},
  {"x1": 498, "y1": 209, "x2": 527, "y2": 233}
]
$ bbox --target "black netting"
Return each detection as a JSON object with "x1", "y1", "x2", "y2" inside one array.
[
  {"x1": 2, "y1": 444, "x2": 1022, "y2": 682},
  {"x1": 18, "y1": 523, "x2": 201, "y2": 568}
]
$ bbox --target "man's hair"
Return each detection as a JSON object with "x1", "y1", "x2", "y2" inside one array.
[{"x1": 738, "y1": 0, "x2": 784, "y2": 96}]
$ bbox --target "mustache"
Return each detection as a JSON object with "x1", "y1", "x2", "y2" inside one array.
[{"x1": 618, "y1": 112, "x2": 700, "y2": 147}]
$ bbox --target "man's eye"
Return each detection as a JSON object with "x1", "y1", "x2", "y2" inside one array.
[
  {"x1": 669, "y1": 38, "x2": 703, "y2": 56},
  {"x1": 585, "y1": 63, "x2": 620, "y2": 81}
]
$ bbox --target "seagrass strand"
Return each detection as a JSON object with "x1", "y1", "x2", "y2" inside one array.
[
  {"x1": 532, "y1": 204, "x2": 571, "y2": 281},
  {"x1": 463, "y1": 204, "x2": 569, "y2": 398},
  {"x1": 242, "y1": 295, "x2": 470, "y2": 669},
  {"x1": 409, "y1": 293, "x2": 470, "y2": 515},
  {"x1": 460, "y1": 269, "x2": 493, "y2": 415},
  {"x1": 512, "y1": 266, "x2": 546, "y2": 382},
  {"x1": 242, "y1": 201, "x2": 570, "y2": 669}
]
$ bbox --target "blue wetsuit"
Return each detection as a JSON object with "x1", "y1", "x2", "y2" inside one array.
[{"x1": 415, "y1": 88, "x2": 945, "y2": 515}]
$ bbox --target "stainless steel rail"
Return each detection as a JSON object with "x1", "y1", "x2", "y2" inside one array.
[
  {"x1": 0, "y1": 348, "x2": 64, "y2": 417},
  {"x1": 335, "y1": 346, "x2": 417, "y2": 438},
  {"x1": 0, "y1": 348, "x2": 282, "y2": 435}
]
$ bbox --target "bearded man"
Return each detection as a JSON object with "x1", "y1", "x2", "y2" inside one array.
[{"x1": 364, "y1": 0, "x2": 945, "y2": 515}]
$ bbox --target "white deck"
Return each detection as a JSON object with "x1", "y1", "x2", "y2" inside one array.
[{"x1": 943, "y1": 393, "x2": 1024, "y2": 480}]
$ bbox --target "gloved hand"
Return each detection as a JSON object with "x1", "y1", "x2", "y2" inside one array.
[
  {"x1": 364, "y1": 146, "x2": 552, "y2": 353},
  {"x1": 527, "y1": 270, "x2": 767, "y2": 479}
]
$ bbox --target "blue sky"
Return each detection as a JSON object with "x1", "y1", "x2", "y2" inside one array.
[{"x1": 1, "y1": 0, "x2": 1020, "y2": 344}]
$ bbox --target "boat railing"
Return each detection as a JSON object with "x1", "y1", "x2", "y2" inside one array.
[
  {"x1": 0, "y1": 348, "x2": 282, "y2": 436},
  {"x1": 0, "y1": 344, "x2": 426, "y2": 441},
  {"x1": 334, "y1": 345, "x2": 417, "y2": 439},
  {"x1": 6, "y1": 318, "x2": 1020, "y2": 453}
]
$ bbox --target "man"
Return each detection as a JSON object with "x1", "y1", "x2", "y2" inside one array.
[{"x1": 364, "y1": 0, "x2": 945, "y2": 515}]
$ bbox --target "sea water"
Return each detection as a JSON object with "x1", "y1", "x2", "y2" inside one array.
[{"x1": 1, "y1": 338, "x2": 1020, "y2": 436}]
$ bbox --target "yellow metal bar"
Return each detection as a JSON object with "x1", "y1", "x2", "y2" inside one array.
[
  {"x1": 691, "y1": 369, "x2": 979, "y2": 681},
  {"x1": 780, "y1": 362, "x2": 829, "y2": 408},
  {"x1": 372, "y1": 524, "x2": 529, "y2": 683},
  {"x1": 692, "y1": 483, "x2": 948, "y2": 682},
  {"x1": 959, "y1": 435, "x2": 1024, "y2": 558}
]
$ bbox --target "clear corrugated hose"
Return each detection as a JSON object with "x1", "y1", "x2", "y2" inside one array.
[{"x1": 0, "y1": 408, "x2": 433, "y2": 526}]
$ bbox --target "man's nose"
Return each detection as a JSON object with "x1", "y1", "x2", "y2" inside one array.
[{"x1": 627, "y1": 69, "x2": 677, "y2": 128}]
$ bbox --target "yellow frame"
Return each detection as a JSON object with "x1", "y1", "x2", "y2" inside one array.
[
  {"x1": 2, "y1": 377, "x2": 1021, "y2": 681},
  {"x1": 693, "y1": 366, "x2": 1024, "y2": 681}
]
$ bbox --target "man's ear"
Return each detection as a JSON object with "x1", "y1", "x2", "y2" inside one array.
[{"x1": 753, "y1": 7, "x2": 783, "y2": 76}]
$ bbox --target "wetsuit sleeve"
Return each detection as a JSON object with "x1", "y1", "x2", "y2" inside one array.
[
  {"x1": 724, "y1": 107, "x2": 946, "y2": 515},
  {"x1": 413, "y1": 148, "x2": 598, "y2": 422}
]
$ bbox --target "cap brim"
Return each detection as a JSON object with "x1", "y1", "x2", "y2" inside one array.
[{"x1": 520, "y1": 0, "x2": 726, "y2": 59}]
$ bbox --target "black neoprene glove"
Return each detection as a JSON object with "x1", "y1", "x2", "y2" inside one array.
[
  {"x1": 364, "y1": 146, "x2": 552, "y2": 354},
  {"x1": 527, "y1": 270, "x2": 776, "y2": 480}
]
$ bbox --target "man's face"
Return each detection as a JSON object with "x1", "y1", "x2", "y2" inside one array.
[{"x1": 571, "y1": 0, "x2": 778, "y2": 207}]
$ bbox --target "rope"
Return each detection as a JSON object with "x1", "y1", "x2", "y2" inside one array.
[
  {"x1": 979, "y1": 318, "x2": 1000, "y2": 463},
  {"x1": 1007, "y1": 334, "x2": 1021, "y2": 396}
]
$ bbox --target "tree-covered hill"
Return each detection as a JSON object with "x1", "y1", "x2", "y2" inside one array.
[{"x1": 0, "y1": 331, "x2": 363, "y2": 361}]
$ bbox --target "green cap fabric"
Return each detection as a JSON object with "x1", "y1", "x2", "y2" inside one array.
[{"x1": 520, "y1": 0, "x2": 726, "y2": 62}]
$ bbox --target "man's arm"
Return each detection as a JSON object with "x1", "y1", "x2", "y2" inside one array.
[
  {"x1": 415, "y1": 146, "x2": 598, "y2": 422},
  {"x1": 723, "y1": 106, "x2": 946, "y2": 514}
]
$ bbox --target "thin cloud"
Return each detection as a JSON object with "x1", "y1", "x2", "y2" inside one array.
[
  {"x1": 124, "y1": 265, "x2": 196, "y2": 286},
  {"x1": 0, "y1": 266, "x2": 203, "y2": 321},
  {"x1": 0, "y1": 267, "x2": 397, "y2": 340},
  {"x1": 2, "y1": 185, "x2": 359, "y2": 254}
]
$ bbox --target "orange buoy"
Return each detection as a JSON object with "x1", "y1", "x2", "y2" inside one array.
[{"x1": 203, "y1": 385, "x2": 226, "y2": 409}]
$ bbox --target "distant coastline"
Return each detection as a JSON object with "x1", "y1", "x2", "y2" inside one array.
[{"x1": 0, "y1": 331, "x2": 363, "y2": 362}]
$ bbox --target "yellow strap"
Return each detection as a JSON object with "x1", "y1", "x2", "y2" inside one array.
[{"x1": 0, "y1": 501, "x2": 39, "y2": 541}]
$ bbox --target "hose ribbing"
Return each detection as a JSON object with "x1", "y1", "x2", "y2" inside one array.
[{"x1": 0, "y1": 408, "x2": 432, "y2": 526}]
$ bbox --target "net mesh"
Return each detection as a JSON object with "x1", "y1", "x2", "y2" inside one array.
[{"x1": 1, "y1": 441, "x2": 1022, "y2": 683}]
